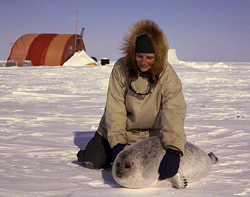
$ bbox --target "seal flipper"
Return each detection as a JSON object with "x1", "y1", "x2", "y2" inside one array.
[
  {"x1": 208, "y1": 152, "x2": 218, "y2": 165},
  {"x1": 168, "y1": 172, "x2": 188, "y2": 189}
]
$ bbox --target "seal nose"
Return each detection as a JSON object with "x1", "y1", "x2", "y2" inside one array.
[
  {"x1": 115, "y1": 161, "x2": 132, "y2": 178},
  {"x1": 116, "y1": 169, "x2": 123, "y2": 178},
  {"x1": 115, "y1": 161, "x2": 123, "y2": 177}
]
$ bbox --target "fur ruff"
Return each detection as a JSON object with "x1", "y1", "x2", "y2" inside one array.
[{"x1": 121, "y1": 20, "x2": 169, "y2": 86}]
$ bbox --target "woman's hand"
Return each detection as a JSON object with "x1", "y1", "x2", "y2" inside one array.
[
  {"x1": 158, "y1": 148, "x2": 181, "y2": 180},
  {"x1": 112, "y1": 144, "x2": 126, "y2": 161}
]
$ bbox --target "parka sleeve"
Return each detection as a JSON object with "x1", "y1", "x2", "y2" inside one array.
[
  {"x1": 105, "y1": 59, "x2": 127, "y2": 148},
  {"x1": 160, "y1": 65, "x2": 187, "y2": 155}
]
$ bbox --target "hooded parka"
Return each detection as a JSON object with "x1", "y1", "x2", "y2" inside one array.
[{"x1": 97, "y1": 20, "x2": 187, "y2": 154}]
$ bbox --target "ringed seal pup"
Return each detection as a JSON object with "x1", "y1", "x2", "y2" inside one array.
[{"x1": 112, "y1": 136, "x2": 218, "y2": 189}]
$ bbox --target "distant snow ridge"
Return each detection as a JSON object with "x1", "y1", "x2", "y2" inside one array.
[{"x1": 168, "y1": 49, "x2": 179, "y2": 64}]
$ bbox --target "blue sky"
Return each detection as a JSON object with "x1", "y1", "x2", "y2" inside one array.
[{"x1": 1, "y1": 0, "x2": 249, "y2": 62}]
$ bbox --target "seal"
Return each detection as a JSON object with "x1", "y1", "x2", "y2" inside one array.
[{"x1": 112, "y1": 136, "x2": 218, "y2": 189}]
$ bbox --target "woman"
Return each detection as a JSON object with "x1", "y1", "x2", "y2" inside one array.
[{"x1": 77, "y1": 20, "x2": 187, "y2": 180}]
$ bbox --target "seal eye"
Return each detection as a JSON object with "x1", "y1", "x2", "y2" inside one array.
[
  {"x1": 124, "y1": 162, "x2": 131, "y2": 169},
  {"x1": 116, "y1": 162, "x2": 121, "y2": 168}
]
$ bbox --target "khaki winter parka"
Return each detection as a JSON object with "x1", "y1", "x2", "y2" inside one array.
[{"x1": 97, "y1": 20, "x2": 187, "y2": 154}]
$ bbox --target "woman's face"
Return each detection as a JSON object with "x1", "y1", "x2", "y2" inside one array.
[{"x1": 135, "y1": 53, "x2": 155, "y2": 72}]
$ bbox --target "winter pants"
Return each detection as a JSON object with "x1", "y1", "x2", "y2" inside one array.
[{"x1": 77, "y1": 131, "x2": 112, "y2": 169}]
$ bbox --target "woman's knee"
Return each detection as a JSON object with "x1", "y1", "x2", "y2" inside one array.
[{"x1": 78, "y1": 131, "x2": 112, "y2": 169}]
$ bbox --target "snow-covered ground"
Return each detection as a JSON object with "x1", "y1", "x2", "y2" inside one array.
[{"x1": 0, "y1": 61, "x2": 249, "y2": 196}]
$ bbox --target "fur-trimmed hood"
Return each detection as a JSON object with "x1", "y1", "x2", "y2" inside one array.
[{"x1": 121, "y1": 20, "x2": 169, "y2": 86}]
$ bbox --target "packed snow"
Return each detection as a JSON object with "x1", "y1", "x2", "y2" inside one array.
[{"x1": 0, "y1": 61, "x2": 250, "y2": 196}]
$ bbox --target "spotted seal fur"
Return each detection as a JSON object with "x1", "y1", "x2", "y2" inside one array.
[{"x1": 112, "y1": 136, "x2": 218, "y2": 189}]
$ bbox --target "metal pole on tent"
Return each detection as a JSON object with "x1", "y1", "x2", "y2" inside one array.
[{"x1": 74, "y1": 11, "x2": 78, "y2": 52}]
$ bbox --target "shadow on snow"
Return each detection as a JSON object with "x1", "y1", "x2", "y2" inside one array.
[{"x1": 72, "y1": 131, "x2": 122, "y2": 188}]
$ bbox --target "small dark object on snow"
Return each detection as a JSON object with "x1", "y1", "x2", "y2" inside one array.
[{"x1": 101, "y1": 58, "x2": 109, "y2": 65}]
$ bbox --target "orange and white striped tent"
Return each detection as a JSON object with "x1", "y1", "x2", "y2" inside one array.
[{"x1": 8, "y1": 34, "x2": 85, "y2": 66}]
